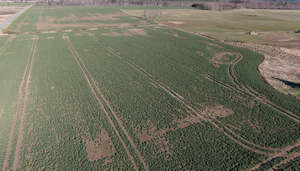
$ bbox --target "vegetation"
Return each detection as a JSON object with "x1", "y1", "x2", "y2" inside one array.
[{"x1": 0, "y1": 5, "x2": 299, "y2": 170}]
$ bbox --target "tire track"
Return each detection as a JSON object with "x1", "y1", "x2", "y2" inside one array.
[
  {"x1": 99, "y1": 44, "x2": 273, "y2": 157},
  {"x1": 271, "y1": 152, "x2": 300, "y2": 170},
  {"x1": 64, "y1": 35, "x2": 149, "y2": 171},
  {"x1": 226, "y1": 52, "x2": 300, "y2": 123},
  {"x1": 12, "y1": 36, "x2": 38, "y2": 170},
  {"x1": 2, "y1": 36, "x2": 35, "y2": 171},
  {"x1": 249, "y1": 141, "x2": 300, "y2": 170},
  {"x1": 0, "y1": 35, "x2": 16, "y2": 57}
]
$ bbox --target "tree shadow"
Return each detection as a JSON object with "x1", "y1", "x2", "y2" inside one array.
[{"x1": 272, "y1": 77, "x2": 300, "y2": 88}]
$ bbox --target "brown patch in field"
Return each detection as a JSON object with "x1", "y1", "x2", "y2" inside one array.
[
  {"x1": 102, "y1": 32, "x2": 131, "y2": 37},
  {"x1": 242, "y1": 99, "x2": 256, "y2": 109},
  {"x1": 63, "y1": 29, "x2": 72, "y2": 33},
  {"x1": 155, "y1": 135, "x2": 173, "y2": 159},
  {"x1": 4, "y1": 51, "x2": 16, "y2": 55},
  {"x1": 41, "y1": 30, "x2": 57, "y2": 34},
  {"x1": 128, "y1": 29, "x2": 147, "y2": 36},
  {"x1": 196, "y1": 50, "x2": 203, "y2": 56},
  {"x1": 260, "y1": 32, "x2": 300, "y2": 49},
  {"x1": 173, "y1": 33, "x2": 179, "y2": 37},
  {"x1": 204, "y1": 105, "x2": 234, "y2": 118},
  {"x1": 136, "y1": 120, "x2": 173, "y2": 159},
  {"x1": 174, "y1": 115, "x2": 202, "y2": 129},
  {"x1": 167, "y1": 21, "x2": 184, "y2": 25},
  {"x1": 136, "y1": 120, "x2": 169, "y2": 143},
  {"x1": 87, "y1": 32, "x2": 95, "y2": 37},
  {"x1": 56, "y1": 14, "x2": 78, "y2": 22},
  {"x1": 80, "y1": 13, "x2": 125, "y2": 21},
  {"x1": 75, "y1": 33, "x2": 82, "y2": 36},
  {"x1": 83, "y1": 128, "x2": 117, "y2": 162},
  {"x1": 280, "y1": 48, "x2": 300, "y2": 57},
  {"x1": 37, "y1": 15, "x2": 132, "y2": 30},
  {"x1": 46, "y1": 37, "x2": 55, "y2": 40},
  {"x1": 210, "y1": 52, "x2": 234, "y2": 67}
]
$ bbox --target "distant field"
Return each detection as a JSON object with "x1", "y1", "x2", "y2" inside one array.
[
  {"x1": 124, "y1": 8, "x2": 300, "y2": 48},
  {"x1": 0, "y1": 6, "x2": 299, "y2": 170}
]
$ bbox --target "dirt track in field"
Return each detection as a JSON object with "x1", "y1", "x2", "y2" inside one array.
[
  {"x1": 13, "y1": 36, "x2": 38, "y2": 170},
  {"x1": 64, "y1": 35, "x2": 149, "y2": 171},
  {"x1": 2, "y1": 36, "x2": 37, "y2": 171},
  {"x1": 249, "y1": 140, "x2": 300, "y2": 170}
]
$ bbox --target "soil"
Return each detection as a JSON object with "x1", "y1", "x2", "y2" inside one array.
[
  {"x1": 128, "y1": 29, "x2": 147, "y2": 36},
  {"x1": 102, "y1": 32, "x2": 131, "y2": 37},
  {"x1": 167, "y1": 21, "x2": 184, "y2": 25},
  {"x1": 80, "y1": 13, "x2": 126, "y2": 21},
  {"x1": 84, "y1": 128, "x2": 117, "y2": 162},
  {"x1": 204, "y1": 105, "x2": 234, "y2": 118}
]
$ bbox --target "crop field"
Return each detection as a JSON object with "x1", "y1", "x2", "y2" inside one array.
[
  {"x1": 0, "y1": 5, "x2": 299, "y2": 170},
  {"x1": 124, "y1": 8, "x2": 300, "y2": 49}
]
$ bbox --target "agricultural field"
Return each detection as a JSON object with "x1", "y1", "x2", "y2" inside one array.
[
  {"x1": 0, "y1": 5, "x2": 299, "y2": 170},
  {"x1": 124, "y1": 8, "x2": 300, "y2": 48},
  {"x1": 124, "y1": 8, "x2": 300, "y2": 98}
]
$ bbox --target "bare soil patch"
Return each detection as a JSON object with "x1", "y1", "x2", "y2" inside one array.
[
  {"x1": 281, "y1": 48, "x2": 300, "y2": 57},
  {"x1": 174, "y1": 115, "x2": 202, "y2": 129},
  {"x1": 102, "y1": 29, "x2": 147, "y2": 37},
  {"x1": 80, "y1": 13, "x2": 125, "y2": 21},
  {"x1": 128, "y1": 29, "x2": 147, "y2": 36},
  {"x1": 135, "y1": 121, "x2": 172, "y2": 159},
  {"x1": 204, "y1": 104, "x2": 234, "y2": 118},
  {"x1": 102, "y1": 32, "x2": 131, "y2": 37},
  {"x1": 46, "y1": 36, "x2": 55, "y2": 40},
  {"x1": 83, "y1": 128, "x2": 117, "y2": 162},
  {"x1": 196, "y1": 50, "x2": 204, "y2": 56},
  {"x1": 37, "y1": 22, "x2": 132, "y2": 30},
  {"x1": 56, "y1": 14, "x2": 78, "y2": 22},
  {"x1": 210, "y1": 52, "x2": 236, "y2": 67},
  {"x1": 167, "y1": 21, "x2": 184, "y2": 25}
]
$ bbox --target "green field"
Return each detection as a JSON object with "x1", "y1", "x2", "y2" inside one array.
[{"x1": 0, "y1": 5, "x2": 299, "y2": 170}]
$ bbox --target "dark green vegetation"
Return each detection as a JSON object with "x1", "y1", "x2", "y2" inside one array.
[{"x1": 0, "y1": 5, "x2": 299, "y2": 170}]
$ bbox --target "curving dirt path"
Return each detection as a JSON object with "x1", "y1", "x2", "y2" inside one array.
[
  {"x1": 64, "y1": 35, "x2": 149, "y2": 171},
  {"x1": 249, "y1": 141, "x2": 300, "y2": 170}
]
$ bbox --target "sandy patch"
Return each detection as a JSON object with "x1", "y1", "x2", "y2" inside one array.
[
  {"x1": 83, "y1": 128, "x2": 116, "y2": 162},
  {"x1": 210, "y1": 52, "x2": 236, "y2": 67},
  {"x1": 136, "y1": 120, "x2": 172, "y2": 159},
  {"x1": 204, "y1": 104, "x2": 234, "y2": 118},
  {"x1": 56, "y1": 14, "x2": 78, "y2": 22},
  {"x1": 128, "y1": 29, "x2": 147, "y2": 36},
  {"x1": 80, "y1": 13, "x2": 125, "y2": 21},
  {"x1": 37, "y1": 21, "x2": 132, "y2": 30},
  {"x1": 167, "y1": 21, "x2": 184, "y2": 25},
  {"x1": 102, "y1": 32, "x2": 131, "y2": 37},
  {"x1": 196, "y1": 50, "x2": 204, "y2": 56},
  {"x1": 281, "y1": 48, "x2": 300, "y2": 57},
  {"x1": 174, "y1": 115, "x2": 202, "y2": 129},
  {"x1": 46, "y1": 37, "x2": 55, "y2": 40}
]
